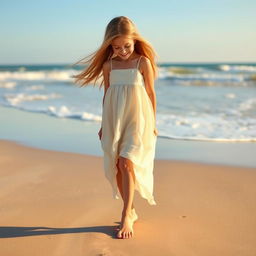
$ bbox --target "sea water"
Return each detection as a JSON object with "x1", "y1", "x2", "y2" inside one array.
[{"x1": 0, "y1": 63, "x2": 256, "y2": 142}]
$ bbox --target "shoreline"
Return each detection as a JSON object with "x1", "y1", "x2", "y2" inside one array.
[
  {"x1": 1, "y1": 105, "x2": 256, "y2": 168},
  {"x1": 0, "y1": 139, "x2": 255, "y2": 255}
]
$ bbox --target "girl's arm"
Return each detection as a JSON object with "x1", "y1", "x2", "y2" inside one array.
[
  {"x1": 141, "y1": 57, "x2": 157, "y2": 124},
  {"x1": 101, "y1": 60, "x2": 111, "y2": 128},
  {"x1": 102, "y1": 60, "x2": 110, "y2": 105}
]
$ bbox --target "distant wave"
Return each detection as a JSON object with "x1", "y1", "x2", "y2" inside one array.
[
  {"x1": 158, "y1": 66, "x2": 256, "y2": 83},
  {"x1": 1, "y1": 66, "x2": 256, "y2": 84},
  {"x1": 0, "y1": 69, "x2": 78, "y2": 82},
  {"x1": 161, "y1": 72, "x2": 247, "y2": 82},
  {"x1": 219, "y1": 64, "x2": 256, "y2": 72}
]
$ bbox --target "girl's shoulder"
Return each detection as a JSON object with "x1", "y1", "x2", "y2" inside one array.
[
  {"x1": 102, "y1": 59, "x2": 111, "y2": 73},
  {"x1": 140, "y1": 55, "x2": 150, "y2": 65},
  {"x1": 139, "y1": 56, "x2": 151, "y2": 74}
]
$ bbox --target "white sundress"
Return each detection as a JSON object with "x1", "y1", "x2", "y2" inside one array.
[{"x1": 100, "y1": 55, "x2": 157, "y2": 205}]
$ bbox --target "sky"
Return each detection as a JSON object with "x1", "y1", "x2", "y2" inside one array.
[{"x1": 0, "y1": 0, "x2": 255, "y2": 64}]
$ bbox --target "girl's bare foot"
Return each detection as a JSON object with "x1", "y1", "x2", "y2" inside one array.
[
  {"x1": 118, "y1": 208, "x2": 138, "y2": 229},
  {"x1": 131, "y1": 208, "x2": 138, "y2": 222},
  {"x1": 117, "y1": 211, "x2": 136, "y2": 239}
]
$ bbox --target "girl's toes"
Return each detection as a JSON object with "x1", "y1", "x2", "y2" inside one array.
[{"x1": 117, "y1": 230, "x2": 122, "y2": 238}]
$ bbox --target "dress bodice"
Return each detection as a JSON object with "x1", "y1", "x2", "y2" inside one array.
[
  {"x1": 109, "y1": 68, "x2": 145, "y2": 87},
  {"x1": 109, "y1": 55, "x2": 144, "y2": 87}
]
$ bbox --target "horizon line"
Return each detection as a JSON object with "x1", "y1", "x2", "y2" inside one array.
[{"x1": 0, "y1": 61, "x2": 256, "y2": 66}]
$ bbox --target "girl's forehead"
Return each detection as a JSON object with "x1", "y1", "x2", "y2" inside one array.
[{"x1": 111, "y1": 36, "x2": 134, "y2": 46}]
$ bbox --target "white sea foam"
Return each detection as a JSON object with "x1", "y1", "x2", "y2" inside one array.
[
  {"x1": 25, "y1": 85, "x2": 45, "y2": 91},
  {"x1": 0, "y1": 69, "x2": 78, "y2": 82},
  {"x1": 48, "y1": 105, "x2": 71, "y2": 117},
  {"x1": 47, "y1": 105, "x2": 102, "y2": 121},
  {"x1": 219, "y1": 65, "x2": 256, "y2": 72},
  {"x1": 0, "y1": 81, "x2": 17, "y2": 89},
  {"x1": 238, "y1": 98, "x2": 256, "y2": 112},
  {"x1": 225, "y1": 93, "x2": 236, "y2": 99},
  {"x1": 4, "y1": 93, "x2": 62, "y2": 106},
  {"x1": 156, "y1": 113, "x2": 256, "y2": 142}
]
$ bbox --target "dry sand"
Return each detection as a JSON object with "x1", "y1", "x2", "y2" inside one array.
[{"x1": 0, "y1": 139, "x2": 256, "y2": 256}]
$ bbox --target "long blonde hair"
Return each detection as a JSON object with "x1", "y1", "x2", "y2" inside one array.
[{"x1": 72, "y1": 16, "x2": 159, "y2": 88}]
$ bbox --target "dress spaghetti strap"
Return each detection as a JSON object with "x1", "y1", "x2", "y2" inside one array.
[
  {"x1": 110, "y1": 55, "x2": 142, "y2": 70},
  {"x1": 136, "y1": 55, "x2": 142, "y2": 69}
]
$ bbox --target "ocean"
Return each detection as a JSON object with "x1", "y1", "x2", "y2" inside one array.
[{"x1": 0, "y1": 62, "x2": 256, "y2": 142}]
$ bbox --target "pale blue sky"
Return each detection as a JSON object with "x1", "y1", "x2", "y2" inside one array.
[{"x1": 0, "y1": 0, "x2": 255, "y2": 64}]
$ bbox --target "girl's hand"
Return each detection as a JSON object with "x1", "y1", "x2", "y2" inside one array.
[
  {"x1": 98, "y1": 127, "x2": 102, "y2": 140},
  {"x1": 153, "y1": 128, "x2": 158, "y2": 136}
]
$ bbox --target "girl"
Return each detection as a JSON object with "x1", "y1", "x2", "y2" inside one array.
[{"x1": 73, "y1": 16, "x2": 158, "y2": 239}]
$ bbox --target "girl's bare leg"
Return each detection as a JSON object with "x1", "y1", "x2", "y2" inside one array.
[
  {"x1": 116, "y1": 166, "x2": 138, "y2": 230},
  {"x1": 115, "y1": 156, "x2": 137, "y2": 239},
  {"x1": 116, "y1": 165, "x2": 135, "y2": 210}
]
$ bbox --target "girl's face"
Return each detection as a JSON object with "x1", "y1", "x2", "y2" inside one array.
[{"x1": 111, "y1": 36, "x2": 136, "y2": 60}]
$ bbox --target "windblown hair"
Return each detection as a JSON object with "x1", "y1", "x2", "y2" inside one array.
[{"x1": 72, "y1": 16, "x2": 159, "y2": 88}]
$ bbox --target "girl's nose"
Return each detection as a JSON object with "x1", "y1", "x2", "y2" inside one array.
[{"x1": 120, "y1": 48, "x2": 127, "y2": 53}]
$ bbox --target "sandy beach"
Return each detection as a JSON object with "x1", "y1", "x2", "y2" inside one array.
[{"x1": 1, "y1": 139, "x2": 256, "y2": 256}]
